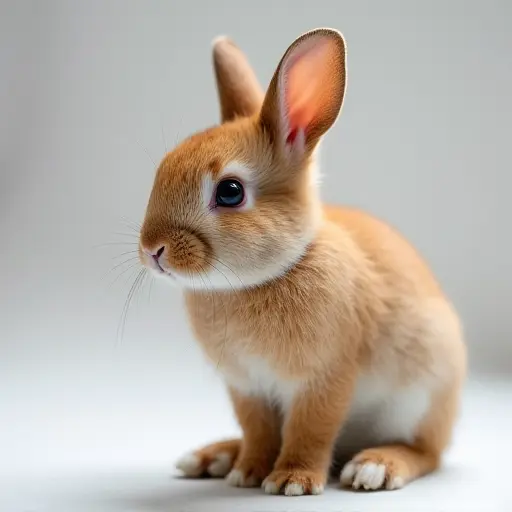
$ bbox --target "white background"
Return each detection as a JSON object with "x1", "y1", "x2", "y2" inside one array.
[{"x1": 1, "y1": 1, "x2": 511, "y2": 511}]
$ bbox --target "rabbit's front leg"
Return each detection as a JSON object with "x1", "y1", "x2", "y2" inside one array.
[
  {"x1": 225, "y1": 388, "x2": 282, "y2": 488},
  {"x1": 263, "y1": 371, "x2": 356, "y2": 496}
]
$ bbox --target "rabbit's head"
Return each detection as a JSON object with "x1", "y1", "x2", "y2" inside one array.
[{"x1": 139, "y1": 29, "x2": 347, "y2": 290}]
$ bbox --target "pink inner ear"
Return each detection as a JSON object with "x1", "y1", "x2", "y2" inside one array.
[{"x1": 284, "y1": 38, "x2": 335, "y2": 140}]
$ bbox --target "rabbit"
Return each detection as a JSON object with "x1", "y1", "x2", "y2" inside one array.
[{"x1": 138, "y1": 28, "x2": 467, "y2": 496}]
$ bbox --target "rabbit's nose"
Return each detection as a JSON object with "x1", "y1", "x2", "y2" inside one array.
[
  {"x1": 142, "y1": 245, "x2": 164, "y2": 258},
  {"x1": 152, "y1": 246, "x2": 165, "y2": 262},
  {"x1": 142, "y1": 245, "x2": 166, "y2": 270}
]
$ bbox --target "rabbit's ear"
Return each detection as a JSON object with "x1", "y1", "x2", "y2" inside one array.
[
  {"x1": 259, "y1": 28, "x2": 347, "y2": 155},
  {"x1": 212, "y1": 36, "x2": 264, "y2": 123}
]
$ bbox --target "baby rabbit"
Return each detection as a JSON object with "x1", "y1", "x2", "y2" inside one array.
[{"x1": 138, "y1": 28, "x2": 466, "y2": 496}]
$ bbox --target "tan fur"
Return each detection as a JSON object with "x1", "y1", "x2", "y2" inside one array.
[
  {"x1": 212, "y1": 36, "x2": 264, "y2": 123},
  {"x1": 226, "y1": 389, "x2": 282, "y2": 486},
  {"x1": 180, "y1": 438, "x2": 241, "y2": 478},
  {"x1": 138, "y1": 28, "x2": 467, "y2": 496}
]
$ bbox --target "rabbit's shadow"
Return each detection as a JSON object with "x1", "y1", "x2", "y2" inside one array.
[
  {"x1": 68, "y1": 464, "x2": 470, "y2": 512},
  {"x1": 99, "y1": 476, "x2": 260, "y2": 511},
  {"x1": 72, "y1": 473, "x2": 285, "y2": 512},
  {"x1": 81, "y1": 473, "x2": 350, "y2": 512}
]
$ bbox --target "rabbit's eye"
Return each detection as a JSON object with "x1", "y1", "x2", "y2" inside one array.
[{"x1": 215, "y1": 179, "x2": 245, "y2": 207}]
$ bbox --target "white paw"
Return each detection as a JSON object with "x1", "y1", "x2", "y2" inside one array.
[
  {"x1": 262, "y1": 479, "x2": 279, "y2": 495},
  {"x1": 282, "y1": 482, "x2": 324, "y2": 496},
  {"x1": 176, "y1": 451, "x2": 233, "y2": 478},
  {"x1": 226, "y1": 468, "x2": 260, "y2": 488},
  {"x1": 262, "y1": 478, "x2": 325, "y2": 496},
  {"x1": 207, "y1": 452, "x2": 232, "y2": 477},
  {"x1": 176, "y1": 453, "x2": 202, "y2": 477},
  {"x1": 340, "y1": 461, "x2": 405, "y2": 491},
  {"x1": 284, "y1": 482, "x2": 304, "y2": 496},
  {"x1": 388, "y1": 475, "x2": 405, "y2": 490},
  {"x1": 311, "y1": 484, "x2": 325, "y2": 495}
]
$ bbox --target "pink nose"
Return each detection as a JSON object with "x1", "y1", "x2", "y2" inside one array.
[
  {"x1": 143, "y1": 246, "x2": 165, "y2": 262},
  {"x1": 153, "y1": 246, "x2": 165, "y2": 262}
]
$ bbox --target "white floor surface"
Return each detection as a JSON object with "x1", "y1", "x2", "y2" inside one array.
[{"x1": 1, "y1": 377, "x2": 510, "y2": 512}]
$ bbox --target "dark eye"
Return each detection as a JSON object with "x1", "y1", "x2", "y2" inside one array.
[{"x1": 215, "y1": 179, "x2": 245, "y2": 207}]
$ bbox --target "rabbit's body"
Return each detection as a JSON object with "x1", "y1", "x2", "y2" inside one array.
[
  {"x1": 139, "y1": 29, "x2": 466, "y2": 496},
  {"x1": 185, "y1": 204, "x2": 464, "y2": 473}
]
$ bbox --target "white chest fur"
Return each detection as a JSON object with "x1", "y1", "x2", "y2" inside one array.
[
  {"x1": 222, "y1": 354, "x2": 301, "y2": 412},
  {"x1": 335, "y1": 373, "x2": 432, "y2": 455},
  {"x1": 221, "y1": 354, "x2": 432, "y2": 454}
]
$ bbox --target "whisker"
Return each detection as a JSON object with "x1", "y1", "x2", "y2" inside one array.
[
  {"x1": 206, "y1": 275, "x2": 216, "y2": 345},
  {"x1": 120, "y1": 215, "x2": 142, "y2": 229},
  {"x1": 191, "y1": 272, "x2": 200, "y2": 332},
  {"x1": 111, "y1": 232, "x2": 140, "y2": 239},
  {"x1": 209, "y1": 256, "x2": 245, "y2": 289},
  {"x1": 114, "y1": 261, "x2": 140, "y2": 287},
  {"x1": 112, "y1": 250, "x2": 139, "y2": 260},
  {"x1": 102, "y1": 256, "x2": 139, "y2": 281},
  {"x1": 119, "y1": 217, "x2": 142, "y2": 234},
  {"x1": 108, "y1": 262, "x2": 141, "y2": 289},
  {"x1": 116, "y1": 267, "x2": 147, "y2": 347},
  {"x1": 136, "y1": 138, "x2": 156, "y2": 167},
  {"x1": 198, "y1": 265, "x2": 230, "y2": 371},
  {"x1": 120, "y1": 225, "x2": 141, "y2": 234},
  {"x1": 205, "y1": 261, "x2": 242, "y2": 306},
  {"x1": 192, "y1": 274, "x2": 215, "y2": 332},
  {"x1": 147, "y1": 273, "x2": 155, "y2": 304},
  {"x1": 137, "y1": 268, "x2": 150, "y2": 307},
  {"x1": 213, "y1": 288, "x2": 229, "y2": 372},
  {"x1": 93, "y1": 241, "x2": 139, "y2": 249}
]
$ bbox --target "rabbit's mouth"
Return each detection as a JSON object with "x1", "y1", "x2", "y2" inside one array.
[
  {"x1": 151, "y1": 265, "x2": 177, "y2": 283},
  {"x1": 153, "y1": 263, "x2": 176, "y2": 280},
  {"x1": 153, "y1": 258, "x2": 165, "y2": 274},
  {"x1": 139, "y1": 246, "x2": 176, "y2": 280}
]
